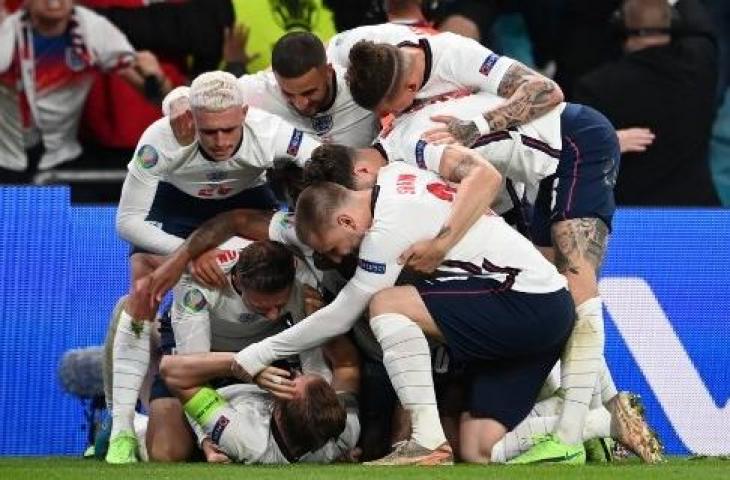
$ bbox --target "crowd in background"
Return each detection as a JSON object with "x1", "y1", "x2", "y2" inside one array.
[{"x1": 1, "y1": 0, "x2": 728, "y2": 206}]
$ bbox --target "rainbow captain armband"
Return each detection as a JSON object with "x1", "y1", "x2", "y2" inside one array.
[{"x1": 184, "y1": 387, "x2": 227, "y2": 425}]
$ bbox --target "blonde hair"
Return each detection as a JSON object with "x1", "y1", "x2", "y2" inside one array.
[{"x1": 189, "y1": 71, "x2": 243, "y2": 112}]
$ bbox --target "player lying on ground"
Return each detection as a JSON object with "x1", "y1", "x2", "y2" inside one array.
[{"x1": 105, "y1": 243, "x2": 360, "y2": 463}]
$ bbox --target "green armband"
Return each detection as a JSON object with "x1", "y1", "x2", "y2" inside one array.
[{"x1": 184, "y1": 387, "x2": 227, "y2": 425}]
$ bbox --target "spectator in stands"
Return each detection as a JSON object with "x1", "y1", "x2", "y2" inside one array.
[
  {"x1": 573, "y1": 0, "x2": 720, "y2": 206},
  {"x1": 0, "y1": 0, "x2": 171, "y2": 184}
]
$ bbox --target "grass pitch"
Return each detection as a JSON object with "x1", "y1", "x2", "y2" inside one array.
[{"x1": 1, "y1": 457, "x2": 729, "y2": 480}]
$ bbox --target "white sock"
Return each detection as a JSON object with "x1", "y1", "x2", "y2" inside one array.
[
  {"x1": 111, "y1": 309, "x2": 151, "y2": 439},
  {"x1": 598, "y1": 358, "x2": 618, "y2": 406},
  {"x1": 555, "y1": 297, "x2": 605, "y2": 445},
  {"x1": 370, "y1": 313, "x2": 446, "y2": 450},
  {"x1": 490, "y1": 408, "x2": 612, "y2": 463},
  {"x1": 103, "y1": 295, "x2": 127, "y2": 411}
]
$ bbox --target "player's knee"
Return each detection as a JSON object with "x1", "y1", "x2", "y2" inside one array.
[
  {"x1": 459, "y1": 440, "x2": 492, "y2": 464},
  {"x1": 158, "y1": 356, "x2": 179, "y2": 390},
  {"x1": 368, "y1": 288, "x2": 401, "y2": 318},
  {"x1": 148, "y1": 436, "x2": 192, "y2": 463}
]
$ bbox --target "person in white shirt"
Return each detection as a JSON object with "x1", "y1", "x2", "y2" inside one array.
[
  {"x1": 108, "y1": 71, "x2": 319, "y2": 464},
  {"x1": 326, "y1": 23, "x2": 563, "y2": 137},
  {"x1": 165, "y1": 31, "x2": 379, "y2": 149},
  {"x1": 218, "y1": 163, "x2": 575, "y2": 465},
  {"x1": 0, "y1": 0, "x2": 171, "y2": 182},
  {"x1": 158, "y1": 351, "x2": 360, "y2": 465}
]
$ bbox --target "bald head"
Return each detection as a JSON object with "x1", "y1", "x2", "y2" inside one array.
[{"x1": 622, "y1": 0, "x2": 671, "y2": 31}]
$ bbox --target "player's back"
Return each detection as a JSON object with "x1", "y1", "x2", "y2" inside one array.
[
  {"x1": 373, "y1": 162, "x2": 566, "y2": 294},
  {"x1": 380, "y1": 92, "x2": 564, "y2": 187}
]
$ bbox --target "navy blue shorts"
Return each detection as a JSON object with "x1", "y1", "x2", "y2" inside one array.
[
  {"x1": 531, "y1": 103, "x2": 620, "y2": 247},
  {"x1": 130, "y1": 182, "x2": 278, "y2": 255},
  {"x1": 414, "y1": 276, "x2": 575, "y2": 429}
]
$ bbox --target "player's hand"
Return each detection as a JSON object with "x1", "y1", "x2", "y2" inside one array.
[
  {"x1": 617, "y1": 128, "x2": 655, "y2": 153},
  {"x1": 202, "y1": 438, "x2": 231, "y2": 464},
  {"x1": 191, "y1": 249, "x2": 227, "y2": 289},
  {"x1": 135, "y1": 50, "x2": 165, "y2": 81},
  {"x1": 302, "y1": 284, "x2": 325, "y2": 316},
  {"x1": 223, "y1": 24, "x2": 260, "y2": 67},
  {"x1": 254, "y1": 366, "x2": 296, "y2": 400},
  {"x1": 398, "y1": 238, "x2": 448, "y2": 274},
  {"x1": 169, "y1": 96, "x2": 195, "y2": 146},
  {"x1": 137, "y1": 255, "x2": 188, "y2": 307},
  {"x1": 422, "y1": 115, "x2": 480, "y2": 146}
]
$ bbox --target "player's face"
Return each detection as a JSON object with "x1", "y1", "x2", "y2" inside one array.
[
  {"x1": 242, "y1": 286, "x2": 293, "y2": 321},
  {"x1": 310, "y1": 219, "x2": 362, "y2": 264},
  {"x1": 276, "y1": 64, "x2": 333, "y2": 117},
  {"x1": 27, "y1": 0, "x2": 73, "y2": 21},
  {"x1": 375, "y1": 78, "x2": 419, "y2": 116},
  {"x1": 193, "y1": 106, "x2": 245, "y2": 161}
]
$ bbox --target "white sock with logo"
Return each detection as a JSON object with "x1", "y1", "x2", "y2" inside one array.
[
  {"x1": 371, "y1": 313, "x2": 447, "y2": 450},
  {"x1": 110, "y1": 309, "x2": 150, "y2": 439}
]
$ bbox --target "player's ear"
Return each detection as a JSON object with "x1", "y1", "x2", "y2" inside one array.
[
  {"x1": 241, "y1": 104, "x2": 249, "y2": 118},
  {"x1": 337, "y1": 214, "x2": 356, "y2": 230}
]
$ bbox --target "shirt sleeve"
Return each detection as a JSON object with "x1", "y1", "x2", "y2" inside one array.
[
  {"x1": 270, "y1": 118, "x2": 321, "y2": 168},
  {"x1": 171, "y1": 274, "x2": 215, "y2": 354},
  {"x1": 233, "y1": 227, "x2": 413, "y2": 376},
  {"x1": 115, "y1": 127, "x2": 183, "y2": 255},
  {"x1": 440, "y1": 33, "x2": 516, "y2": 97}
]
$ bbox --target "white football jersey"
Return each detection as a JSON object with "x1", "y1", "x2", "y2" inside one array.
[
  {"x1": 210, "y1": 384, "x2": 360, "y2": 464},
  {"x1": 378, "y1": 91, "x2": 564, "y2": 206},
  {"x1": 126, "y1": 108, "x2": 318, "y2": 198},
  {"x1": 353, "y1": 162, "x2": 566, "y2": 295},
  {"x1": 326, "y1": 23, "x2": 516, "y2": 101},
  {"x1": 171, "y1": 238, "x2": 330, "y2": 381},
  {"x1": 238, "y1": 66, "x2": 379, "y2": 147}
]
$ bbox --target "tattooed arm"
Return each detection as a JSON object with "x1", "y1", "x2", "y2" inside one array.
[
  {"x1": 400, "y1": 145, "x2": 502, "y2": 273},
  {"x1": 429, "y1": 63, "x2": 564, "y2": 146}
]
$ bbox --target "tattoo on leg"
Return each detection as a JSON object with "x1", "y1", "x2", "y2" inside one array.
[{"x1": 552, "y1": 218, "x2": 609, "y2": 275}]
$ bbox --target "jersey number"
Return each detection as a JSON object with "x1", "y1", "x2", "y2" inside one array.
[{"x1": 197, "y1": 185, "x2": 233, "y2": 197}]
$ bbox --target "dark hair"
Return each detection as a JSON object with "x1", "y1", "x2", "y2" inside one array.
[
  {"x1": 346, "y1": 40, "x2": 401, "y2": 110},
  {"x1": 235, "y1": 241, "x2": 295, "y2": 293},
  {"x1": 304, "y1": 144, "x2": 356, "y2": 189},
  {"x1": 278, "y1": 375, "x2": 346, "y2": 452},
  {"x1": 295, "y1": 182, "x2": 350, "y2": 245},
  {"x1": 272, "y1": 31, "x2": 327, "y2": 78}
]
